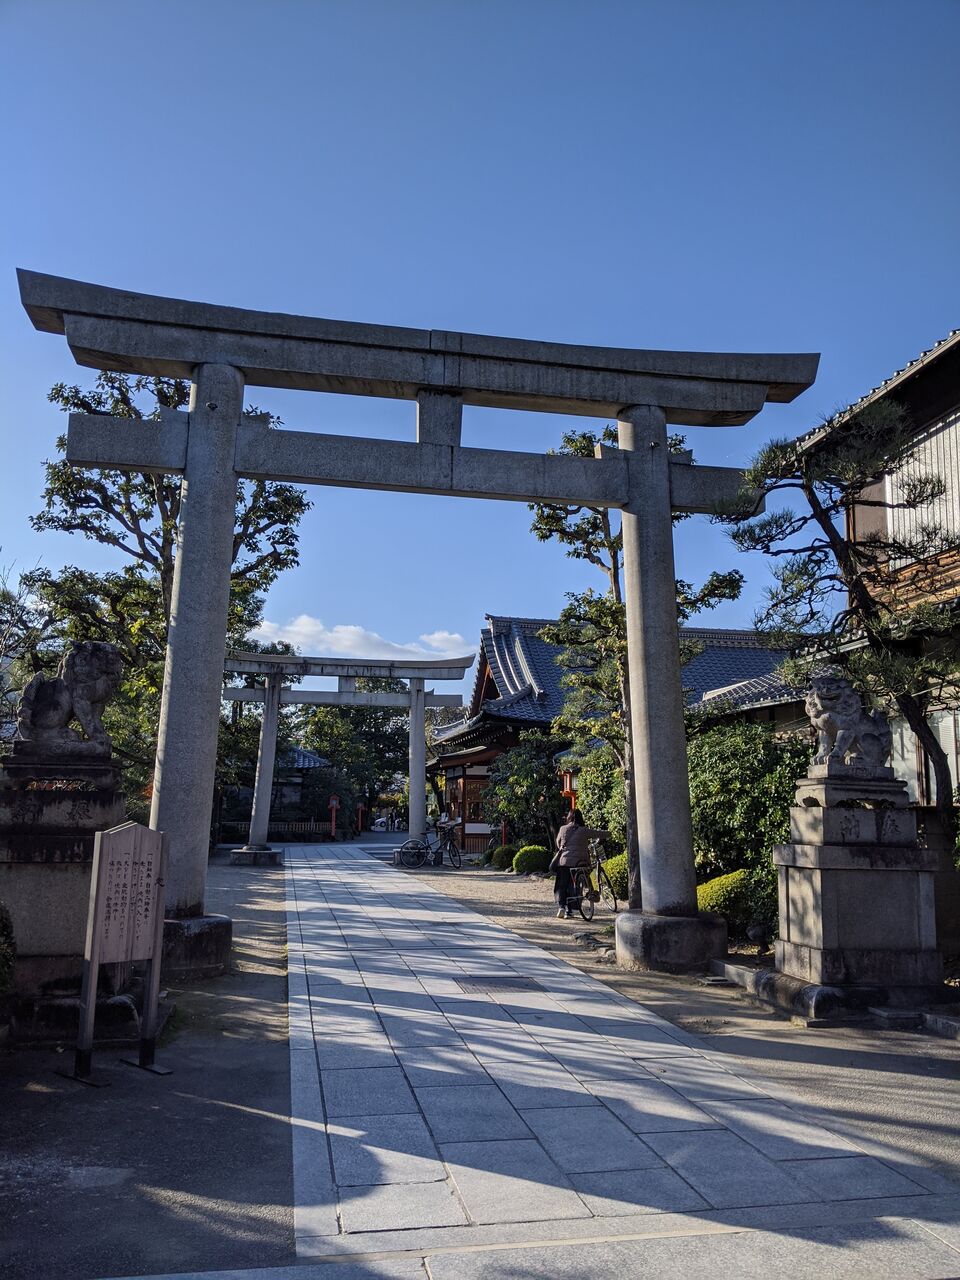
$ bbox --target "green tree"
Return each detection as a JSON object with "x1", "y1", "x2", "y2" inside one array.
[
  {"x1": 531, "y1": 427, "x2": 742, "y2": 907},
  {"x1": 686, "y1": 721, "x2": 810, "y2": 879},
  {"x1": 479, "y1": 730, "x2": 567, "y2": 843},
  {"x1": 574, "y1": 745, "x2": 627, "y2": 850},
  {"x1": 37, "y1": 373, "x2": 309, "y2": 627},
  {"x1": 296, "y1": 678, "x2": 409, "y2": 813},
  {"x1": 3, "y1": 372, "x2": 310, "y2": 807},
  {"x1": 721, "y1": 399, "x2": 960, "y2": 817}
]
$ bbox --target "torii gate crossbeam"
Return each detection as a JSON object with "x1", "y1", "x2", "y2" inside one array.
[{"x1": 19, "y1": 269, "x2": 818, "y2": 973}]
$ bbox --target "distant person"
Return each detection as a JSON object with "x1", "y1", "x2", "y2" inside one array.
[{"x1": 553, "y1": 808, "x2": 608, "y2": 919}]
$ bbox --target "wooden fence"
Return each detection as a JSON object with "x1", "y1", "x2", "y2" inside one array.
[{"x1": 219, "y1": 819, "x2": 335, "y2": 842}]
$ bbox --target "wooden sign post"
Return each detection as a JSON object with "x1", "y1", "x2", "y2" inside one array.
[{"x1": 69, "y1": 821, "x2": 169, "y2": 1083}]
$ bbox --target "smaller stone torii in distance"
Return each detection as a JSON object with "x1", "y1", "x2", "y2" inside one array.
[{"x1": 222, "y1": 649, "x2": 471, "y2": 851}]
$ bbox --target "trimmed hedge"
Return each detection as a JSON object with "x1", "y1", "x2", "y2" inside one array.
[
  {"x1": 490, "y1": 844, "x2": 518, "y2": 870},
  {"x1": 0, "y1": 901, "x2": 15, "y2": 994},
  {"x1": 513, "y1": 845, "x2": 551, "y2": 875},
  {"x1": 696, "y1": 868, "x2": 777, "y2": 939},
  {"x1": 601, "y1": 853, "x2": 628, "y2": 902}
]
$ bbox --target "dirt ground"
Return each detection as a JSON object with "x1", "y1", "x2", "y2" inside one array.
[{"x1": 0, "y1": 859, "x2": 295, "y2": 1280}]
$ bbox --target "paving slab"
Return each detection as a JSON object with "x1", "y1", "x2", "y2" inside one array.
[
  {"x1": 440, "y1": 1139, "x2": 592, "y2": 1224},
  {"x1": 782, "y1": 1155, "x2": 930, "y2": 1200},
  {"x1": 570, "y1": 1165, "x2": 710, "y2": 1215},
  {"x1": 320, "y1": 1066, "x2": 418, "y2": 1118},
  {"x1": 581, "y1": 1073, "x2": 719, "y2": 1133},
  {"x1": 425, "y1": 1218, "x2": 960, "y2": 1279},
  {"x1": 642, "y1": 1057, "x2": 771, "y2": 1101},
  {"x1": 518, "y1": 1104, "x2": 662, "y2": 1172},
  {"x1": 280, "y1": 844, "x2": 960, "y2": 1273},
  {"x1": 328, "y1": 1113, "x2": 444, "y2": 1186},
  {"x1": 313, "y1": 1035, "x2": 399, "y2": 1071},
  {"x1": 489, "y1": 1056, "x2": 600, "y2": 1109},
  {"x1": 394, "y1": 1041, "x2": 491, "y2": 1087},
  {"x1": 414, "y1": 1083, "x2": 531, "y2": 1142},
  {"x1": 337, "y1": 1178, "x2": 468, "y2": 1233},
  {"x1": 702, "y1": 1097, "x2": 864, "y2": 1160},
  {"x1": 642, "y1": 1128, "x2": 816, "y2": 1208}
]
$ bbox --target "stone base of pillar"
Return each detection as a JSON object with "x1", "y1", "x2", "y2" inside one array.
[
  {"x1": 615, "y1": 910, "x2": 726, "y2": 974},
  {"x1": 161, "y1": 914, "x2": 232, "y2": 981},
  {"x1": 229, "y1": 844, "x2": 283, "y2": 866}
]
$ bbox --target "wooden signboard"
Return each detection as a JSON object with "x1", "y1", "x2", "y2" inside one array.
[{"x1": 70, "y1": 821, "x2": 169, "y2": 1083}]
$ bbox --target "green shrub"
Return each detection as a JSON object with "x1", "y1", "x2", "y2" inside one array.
[
  {"x1": 696, "y1": 867, "x2": 777, "y2": 939},
  {"x1": 490, "y1": 844, "x2": 517, "y2": 870},
  {"x1": 513, "y1": 845, "x2": 551, "y2": 875},
  {"x1": 0, "y1": 902, "x2": 15, "y2": 994},
  {"x1": 602, "y1": 853, "x2": 628, "y2": 902},
  {"x1": 687, "y1": 722, "x2": 809, "y2": 879}
]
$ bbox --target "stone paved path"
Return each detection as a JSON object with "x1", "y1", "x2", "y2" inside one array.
[{"x1": 114, "y1": 844, "x2": 960, "y2": 1279}]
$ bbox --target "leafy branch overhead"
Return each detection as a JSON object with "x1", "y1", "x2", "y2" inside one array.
[
  {"x1": 36, "y1": 372, "x2": 311, "y2": 625},
  {"x1": 718, "y1": 398, "x2": 960, "y2": 812},
  {"x1": 4, "y1": 371, "x2": 312, "y2": 822}
]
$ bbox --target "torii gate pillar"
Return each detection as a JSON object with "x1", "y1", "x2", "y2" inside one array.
[
  {"x1": 616, "y1": 406, "x2": 725, "y2": 970},
  {"x1": 150, "y1": 365, "x2": 243, "y2": 923},
  {"x1": 246, "y1": 673, "x2": 283, "y2": 851},
  {"x1": 408, "y1": 678, "x2": 426, "y2": 839}
]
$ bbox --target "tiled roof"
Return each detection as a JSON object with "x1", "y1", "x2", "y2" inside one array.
[
  {"x1": 681, "y1": 629, "x2": 786, "y2": 703},
  {"x1": 699, "y1": 670, "x2": 801, "y2": 711},
  {"x1": 801, "y1": 327, "x2": 960, "y2": 450},
  {"x1": 453, "y1": 616, "x2": 788, "y2": 734},
  {"x1": 471, "y1": 615, "x2": 572, "y2": 725},
  {"x1": 280, "y1": 747, "x2": 328, "y2": 769}
]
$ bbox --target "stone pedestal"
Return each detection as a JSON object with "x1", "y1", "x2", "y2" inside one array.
[
  {"x1": 773, "y1": 761, "x2": 944, "y2": 1007},
  {"x1": 0, "y1": 752, "x2": 126, "y2": 994},
  {"x1": 615, "y1": 909, "x2": 727, "y2": 974}
]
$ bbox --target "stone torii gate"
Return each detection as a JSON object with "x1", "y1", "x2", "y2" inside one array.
[
  {"x1": 221, "y1": 649, "x2": 470, "y2": 849},
  {"x1": 18, "y1": 269, "x2": 818, "y2": 971}
]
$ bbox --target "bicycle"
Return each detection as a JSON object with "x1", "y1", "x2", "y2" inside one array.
[
  {"x1": 397, "y1": 823, "x2": 461, "y2": 869},
  {"x1": 586, "y1": 838, "x2": 618, "y2": 915},
  {"x1": 565, "y1": 863, "x2": 598, "y2": 921}
]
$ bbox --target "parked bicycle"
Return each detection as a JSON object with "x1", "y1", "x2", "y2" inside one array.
[{"x1": 397, "y1": 822, "x2": 461, "y2": 869}]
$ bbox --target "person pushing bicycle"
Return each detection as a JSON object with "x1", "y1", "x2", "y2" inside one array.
[{"x1": 553, "y1": 808, "x2": 609, "y2": 918}]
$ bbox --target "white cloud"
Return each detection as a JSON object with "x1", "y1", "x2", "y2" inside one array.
[{"x1": 253, "y1": 614, "x2": 470, "y2": 661}]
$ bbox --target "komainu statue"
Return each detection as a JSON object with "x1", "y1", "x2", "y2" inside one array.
[
  {"x1": 805, "y1": 673, "x2": 892, "y2": 771},
  {"x1": 15, "y1": 641, "x2": 124, "y2": 757}
]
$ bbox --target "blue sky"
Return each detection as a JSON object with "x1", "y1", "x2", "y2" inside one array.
[{"x1": 2, "y1": 0, "x2": 958, "y2": 697}]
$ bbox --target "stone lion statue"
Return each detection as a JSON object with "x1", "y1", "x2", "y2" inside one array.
[
  {"x1": 805, "y1": 673, "x2": 892, "y2": 770},
  {"x1": 16, "y1": 641, "x2": 124, "y2": 757}
]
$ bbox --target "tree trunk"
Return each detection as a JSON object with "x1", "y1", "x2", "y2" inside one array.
[{"x1": 894, "y1": 690, "x2": 955, "y2": 818}]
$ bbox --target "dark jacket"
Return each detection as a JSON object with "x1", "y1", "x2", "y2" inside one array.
[{"x1": 555, "y1": 822, "x2": 606, "y2": 867}]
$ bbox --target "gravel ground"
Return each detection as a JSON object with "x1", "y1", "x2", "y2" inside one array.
[
  {"x1": 0, "y1": 858, "x2": 294, "y2": 1280},
  {"x1": 418, "y1": 861, "x2": 960, "y2": 1185}
]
